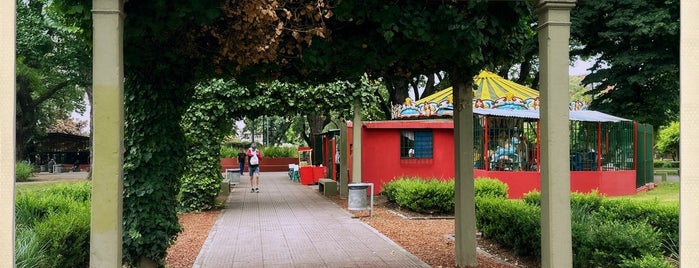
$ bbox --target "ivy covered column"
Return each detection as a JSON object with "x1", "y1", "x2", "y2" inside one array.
[
  {"x1": 0, "y1": 0, "x2": 16, "y2": 266},
  {"x1": 91, "y1": 0, "x2": 125, "y2": 267},
  {"x1": 537, "y1": 1, "x2": 575, "y2": 267}
]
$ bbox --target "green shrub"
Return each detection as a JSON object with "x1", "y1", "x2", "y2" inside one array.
[
  {"x1": 382, "y1": 177, "x2": 454, "y2": 213},
  {"x1": 595, "y1": 199, "x2": 679, "y2": 255},
  {"x1": 653, "y1": 160, "x2": 679, "y2": 168},
  {"x1": 15, "y1": 182, "x2": 91, "y2": 268},
  {"x1": 262, "y1": 146, "x2": 298, "y2": 158},
  {"x1": 220, "y1": 145, "x2": 238, "y2": 158},
  {"x1": 15, "y1": 162, "x2": 34, "y2": 182},
  {"x1": 34, "y1": 206, "x2": 90, "y2": 268},
  {"x1": 475, "y1": 197, "x2": 541, "y2": 257},
  {"x1": 474, "y1": 178, "x2": 508, "y2": 199},
  {"x1": 15, "y1": 227, "x2": 47, "y2": 268},
  {"x1": 522, "y1": 190, "x2": 540, "y2": 206},
  {"x1": 619, "y1": 254, "x2": 674, "y2": 268},
  {"x1": 522, "y1": 190, "x2": 603, "y2": 213},
  {"x1": 573, "y1": 218, "x2": 663, "y2": 267}
]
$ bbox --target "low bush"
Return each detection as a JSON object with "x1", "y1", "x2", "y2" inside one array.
[
  {"x1": 653, "y1": 160, "x2": 679, "y2": 168},
  {"x1": 262, "y1": 146, "x2": 298, "y2": 158},
  {"x1": 474, "y1": 178, "x2": 508, "y2": 199},
  {"x1": 595, "y1": 199, "x2": 679, "y2": 255},
  {"x1": 15, "y1": 161, "x2": 34, "y2": 182},
  {"x1": 383, "y1": 178, "x2": 454, "y2": 213},
  {"x1": 34, "y1": 207, "x2": 90, "y2": 268},
  {"x1": 15, "y1": 182, "x2": 91, "y2": 268},
  {"x1": 382, "y1": 177, "x2": 509, "y2": 214},
  {"x1": 522, "y1": 190, "x2": 603, "y2": 212},
  {"x1": 619, "y1": 254, "x2": 674, "y2": 268},
  {"x1": 475, "y1": 197, "x2": 541, "y2": 257},
  {"x1": 573, "y1": 217, "x2": 663, "y2": 267},
  {"x1": 220, "y1": 146, "x2": 238, "y2": 158}
]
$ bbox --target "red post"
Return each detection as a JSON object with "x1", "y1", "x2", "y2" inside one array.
[
  {"x1": 597, "y1": 122, "x2": 602, "y2": 171},
  {"x1": 484, "y1": 117, "x2": 490, "y2": 171}
]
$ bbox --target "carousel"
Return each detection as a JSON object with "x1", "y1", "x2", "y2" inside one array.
[{"x1": 356, "y1": 70, "x2": 653, "y2": 198}]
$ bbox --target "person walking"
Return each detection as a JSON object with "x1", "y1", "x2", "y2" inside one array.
[
  {"x1": 247, "y1": 144, "x2": 262, "y2": 193},
  {"x1": 237, "y1": 149, "x2": 246, "y2": 175}
]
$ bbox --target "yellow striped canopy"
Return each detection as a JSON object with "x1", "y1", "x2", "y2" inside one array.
[
  {"x1": 418, "y1": 70, "x2": 539, "y2": 108},
  {"x1": 392, "y1": 70, "x2": 542, "y2": 119}
]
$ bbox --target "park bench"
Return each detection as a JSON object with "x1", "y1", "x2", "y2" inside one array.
[{"x1": 318, "y1": 178, "x2": 337, "y2": 196}]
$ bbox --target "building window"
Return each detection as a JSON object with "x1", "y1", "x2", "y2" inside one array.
[{"x1": 400, "y1": 130, "x2": 433, "y2": 158}]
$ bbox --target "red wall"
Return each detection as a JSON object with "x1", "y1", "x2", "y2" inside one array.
[
  {"x1": 358, "y1": 121, "x2": 637, "y2": 198},
  {"x1": 361, "y1": 124, "x2": 455, "y2": 193}
]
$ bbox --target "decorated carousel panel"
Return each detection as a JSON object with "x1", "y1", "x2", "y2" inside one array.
[{"x1": 393, "y1": 70, "x2": 590, "y2": 119}]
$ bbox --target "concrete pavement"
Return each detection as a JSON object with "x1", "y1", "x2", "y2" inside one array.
[{"x1": 194, "y1": 171, "x2": 429, "y2": 268}]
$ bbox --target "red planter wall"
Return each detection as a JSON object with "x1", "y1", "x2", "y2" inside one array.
[{"x1": 220, "y1": 157, "x2": 299, "y2": 172}]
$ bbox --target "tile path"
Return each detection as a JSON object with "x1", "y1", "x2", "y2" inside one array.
[{"x1": 194, "y1": 171, "x2": 429, "y2": 268}]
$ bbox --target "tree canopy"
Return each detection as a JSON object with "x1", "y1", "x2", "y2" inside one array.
[
  {"x1": 15, "y1": 0, "x2": 89, "y2": 160},
  {"x1": 571, "y1": 0, "x2": 679, "y2": 128}
]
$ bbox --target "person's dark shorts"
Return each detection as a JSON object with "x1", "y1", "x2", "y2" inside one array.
[{"x1": 249, "y1": 165, "x2": 260, "y2": 176}]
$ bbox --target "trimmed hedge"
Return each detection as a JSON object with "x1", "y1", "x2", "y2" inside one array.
[
  {"x1": 475, "y1": 197, "x2": 541, "y2": 257},
  {"x1": 382, "y1": 177, "x2": 454, "y2": 213},
  {"x1": 382, "y1": 177, "x2": 507, "y2": 214},
  {"x1": 653, "y1": 160, "x2": 679, "y2": 168},
  {"x1": 382, "y1": 177, "x2": 676, "y2": 267},
  {"x1": 519, "y1": 190, "x2": 677, "y2": 267}
]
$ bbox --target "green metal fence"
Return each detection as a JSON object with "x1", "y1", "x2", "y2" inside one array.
[{"x1": 635, "y1": 123, "x2": 654, "y2": 187}]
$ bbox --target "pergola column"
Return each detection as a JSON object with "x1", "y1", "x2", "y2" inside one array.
[
  {"x1": 537, "y1": 1, "x2": 575, "y2": 267},
  {"x1": 352, "y1": 97, "x2": 362, "y2": 183},
  {"x1": 90, "y1": 0, "x2": 124, "y2": 267},
  {"x1": 454, "y1": 80, "x2": 477, "y2": 267},
  {"x1": 0, "y1": 1, "x2": 16, "y2": 267},
  {"x1": 680, "y1": 1, "x2": 699, "y2": 264}
]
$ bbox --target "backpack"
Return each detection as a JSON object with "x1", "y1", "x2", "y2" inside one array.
[{"x1": 250, "y1": 150, "x2": 259, "y2": 165}]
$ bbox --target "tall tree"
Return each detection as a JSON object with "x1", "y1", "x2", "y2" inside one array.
[
  {"x1": 15, "y1": 0, "x2": 88, "y2": 160},
  {"x1": 571, "y1": 0, "x2": 679, "y2": 128}
]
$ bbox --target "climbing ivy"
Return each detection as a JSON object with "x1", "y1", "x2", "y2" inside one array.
[
  {"x1": 122, "y1": 79, "x2": 190, "y2": 267},
  {"x1": 179, "y1": 79, "x2": 237, "y2": 212}
]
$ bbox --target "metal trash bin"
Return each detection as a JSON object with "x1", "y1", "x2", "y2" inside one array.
[
  {"x1": 348, "y1": 183, "x2": 374, "y2": 217},
  {"x1": 226, "y1": 168, "x2": 241, "y2": 185}
]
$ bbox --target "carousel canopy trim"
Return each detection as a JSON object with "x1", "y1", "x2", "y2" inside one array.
[{"x1": 473, "y1": 108, "x2": 630, "y2": 122}]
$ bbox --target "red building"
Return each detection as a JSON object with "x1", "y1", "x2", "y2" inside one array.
[{"x1": 352, "y1": 114, "x2": 649, "y2": 198}]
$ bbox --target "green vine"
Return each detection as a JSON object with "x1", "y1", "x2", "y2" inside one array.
[
  {"x1": 122, "y1": 80, "x2": 190, "y2": 267},
  {"x1": 179, "y1": 79, "x2": 236, "y2": 212}
]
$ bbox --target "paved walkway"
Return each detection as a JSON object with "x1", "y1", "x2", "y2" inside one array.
[{"x1": 194, "y1": 171, "x2": 429, "y2": 268}]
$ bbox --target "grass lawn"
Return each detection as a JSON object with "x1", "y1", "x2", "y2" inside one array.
[
  {"x1": 15, "y1": 182, "x2": 82, "y2": 195},
  {"x1": 608, "y1": 181, "x2": 679, "y2": 203}
]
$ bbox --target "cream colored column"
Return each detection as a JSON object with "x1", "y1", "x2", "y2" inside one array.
[
  {"x1": 91, "y1": 0, "x2": 124, "y2": 267},
  {"x1": 352, "y1": 97, "x2": 362, "y2": 183},
  {"x1": 453, "y1": 81, "x2": 477, "y2": 267},
  {"x1": 339, "y1": 122, "x2": 349, "y2": 197},
  {"x1": 680, "y1": 1, "x2": 699, "y2": 264},
  {"x1": 537, "y1": 1, "x2": 575, "y2": 267},
  {"x1": 0, "y1": 1, "x2": 16, "y2": 267}
]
